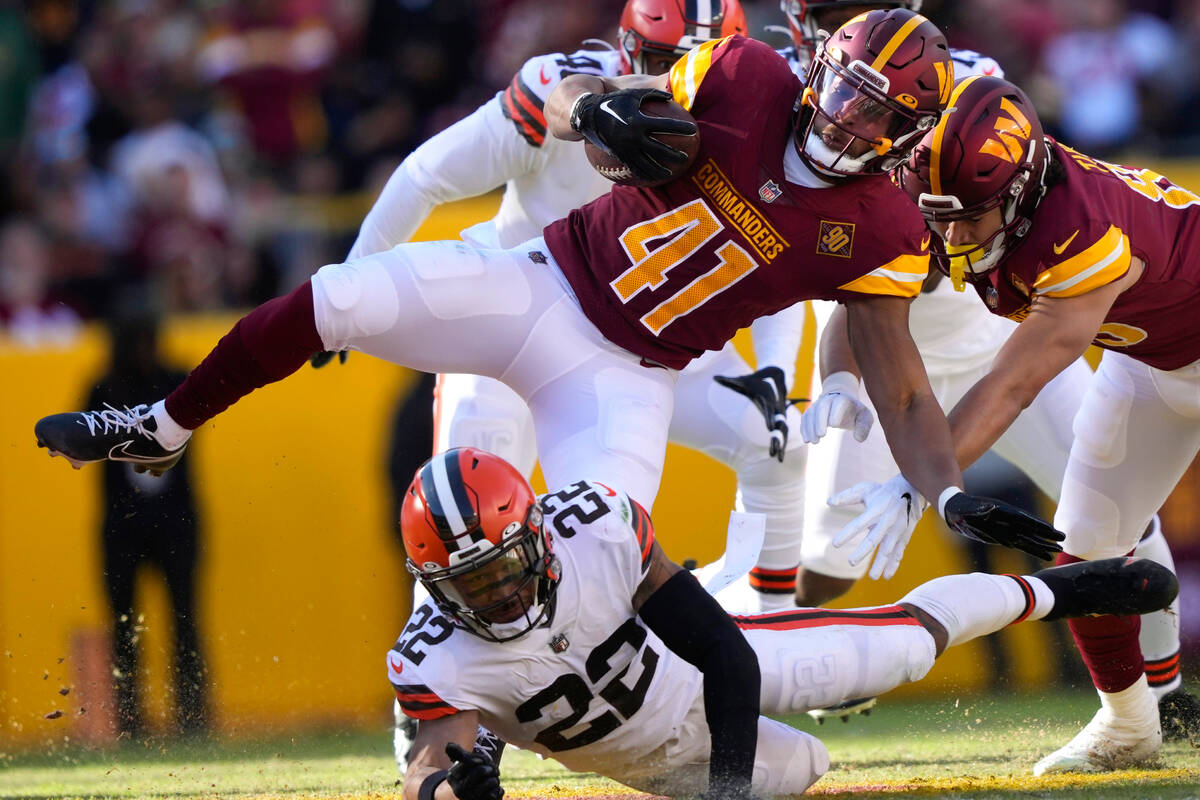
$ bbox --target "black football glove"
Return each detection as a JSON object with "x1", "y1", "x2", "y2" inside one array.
[
  {"x1": 713, "y1": 366, "x2": 805, "y2": 462},
  {"x1": 570, "y1": 88, "x2": 697, "y2": 184},
  {"x1": 309, "y1": 350, "x2": 348, "y2": 369},
  {"x1": 445, "y1": 741, "x2": 504, "y2": 800},
  {"x1": 942, "y1": 491, "x2": 1065, "y2": 561}
]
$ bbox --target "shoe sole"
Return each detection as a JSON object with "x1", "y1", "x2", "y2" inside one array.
[{"x1": 36, "y1": 438, "x2": 180, "y2": 477}]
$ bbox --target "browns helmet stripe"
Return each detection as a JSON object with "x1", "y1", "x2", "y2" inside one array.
[
  {"x1": 421, "y1": 452, "x2": 480, "y2": 549},
  {"x1": 684, "y1": 0, "x2": 717, "y2": 41}
]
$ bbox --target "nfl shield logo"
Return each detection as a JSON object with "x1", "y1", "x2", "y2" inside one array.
[{"x1": 759, "y1": 180, "x2": 782, "y2": 203}]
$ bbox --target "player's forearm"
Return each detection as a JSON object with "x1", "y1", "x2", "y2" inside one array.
[
  {"x1": 750, "y1": 304, "x2": 806, "y2": 389},
  {"x1": 817, "y1": 303, "x2": 859, "y2": 382},
  {"x1": 875, "y1": 391, "x2": 963, "y2": 503},
  {"x1": 638, "y1": 570, "x2": 759, "y2": 798}
]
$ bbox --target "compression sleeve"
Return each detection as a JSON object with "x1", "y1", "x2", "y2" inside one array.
[
  {"x1": 347, "y1": 97, "x2": 543, "y2": 260},
  {"x1": 638, "y1": 570, "x2": 759, "y2": 798}
]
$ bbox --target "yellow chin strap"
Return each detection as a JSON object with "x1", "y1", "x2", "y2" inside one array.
[{"x1": 943, "y1": 244, "x2": 977, "y2": 292}]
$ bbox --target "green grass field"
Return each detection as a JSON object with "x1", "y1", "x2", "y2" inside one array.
[{"x1": 3, "y1": 690, "x2": 1198, "y2": 799}]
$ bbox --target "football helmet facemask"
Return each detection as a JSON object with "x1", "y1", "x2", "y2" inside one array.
[
  {"x1": 401, "y1": 448, "x2": 560, "y2": 643},
  {"x1": 795, "y1": 7, "x2": 950, "y2": 177},
  {"x1": 618, "y1": 0, "x2": 748, "y2": 76},
  {"x1": 899, "y1": 75, "x2": 1049, "y2": 288},
  {"x1": 781, "y1": 0, "x2": 922, "y2": 71}
]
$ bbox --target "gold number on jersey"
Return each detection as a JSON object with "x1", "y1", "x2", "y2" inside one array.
[
  {"x1": 611, "y1": 199, "x2": 760, "y2": 335},
  {"x1": 1103, "y1": 162, "x2": 1200, "y2": 209}
]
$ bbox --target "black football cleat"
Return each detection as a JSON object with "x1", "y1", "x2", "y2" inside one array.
[
  {"x1": 807, "y1": 696, "x2": 877, "y2": 725},
  {"x1": 1159, "y1": 687, "x2": 1200, "y2": 744},
  {"x1": 35, "y1": 404, "x2": 187, "y2": 476},
  {"x1": 1034, "y1": 557, "x2": 1178, "y2": 622}
]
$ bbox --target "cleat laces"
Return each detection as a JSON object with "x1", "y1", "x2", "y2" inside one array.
[{"x1": 76, "y1": 404, "x2": 157, "y2": 440}]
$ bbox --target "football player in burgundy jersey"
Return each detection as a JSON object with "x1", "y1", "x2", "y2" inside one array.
[
  {"x1": 745, "y1": 0, "x2": 1189, "y2": 738},
  {"x1": 35, "y1": 12, "x2": 1062, "y2": 615},
  {"x1": 390, "y1": 448, "x2": 1175, "y2": 799},
  {"x1": 868, "y1": 74, "x2": 1200, "y2": 772}
]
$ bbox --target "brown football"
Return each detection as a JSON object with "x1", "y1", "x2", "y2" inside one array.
[{"x1": 584, "y1": 98, "x2": 700, "y2": 188}]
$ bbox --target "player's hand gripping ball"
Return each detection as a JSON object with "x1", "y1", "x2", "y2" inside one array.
[{"x1": 574, "y1": 89, "x2": 700, "y2": 187}]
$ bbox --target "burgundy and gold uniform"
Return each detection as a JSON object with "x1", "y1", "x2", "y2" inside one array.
[
  {"x1": 545, "y1": 36, "x2": 930, "y2": 370},
  {"x1": 978, "y1": 140, "x2": 1200, "y2": 370}
]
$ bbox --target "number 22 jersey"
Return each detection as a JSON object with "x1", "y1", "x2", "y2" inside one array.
[
  {"x1": 544, "y1": 35, "x2": 932, "y2": 370},
  {"x1": 387, "y1": 481, "x2": 703, "y2": 779}
]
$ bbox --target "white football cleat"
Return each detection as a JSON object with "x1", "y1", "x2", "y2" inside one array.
[{"x1": 1033, "y1": 679, "x2": 1161, "y2": 775}]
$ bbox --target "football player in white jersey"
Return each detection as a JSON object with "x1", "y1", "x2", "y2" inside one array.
[
  {"x1": 390, "y1": 448, "x2": 1176, "y2": 800},
  {"x1": 717, "y1": 0, "x2": 1193, "y2": 736},
  {"x1": 346, "y1": 0, "x2": 811, "y2": 619}
]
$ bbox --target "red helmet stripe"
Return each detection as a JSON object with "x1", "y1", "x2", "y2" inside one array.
[{"x1": 869, "y1": 12, "x2": 925, "y2": 72}]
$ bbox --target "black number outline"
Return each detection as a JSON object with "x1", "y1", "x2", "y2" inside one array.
[
  {"x1": 542, "y1": 481, "x2": 610, "y2": 539},
  {"x1": 397, "y1": 604, "x2": 454, "y2": 665}
]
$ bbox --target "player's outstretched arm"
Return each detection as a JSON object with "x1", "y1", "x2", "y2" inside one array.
[
  {"x1": 634, "y1": 541, "x2": 762, "y2": 800},
  {"x1": 403, "y1": 710, "x2": 502, "y2": 800}
]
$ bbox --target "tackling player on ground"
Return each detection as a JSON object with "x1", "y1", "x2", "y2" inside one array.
[{"x1": 390, "y1": 447, "x2": 1177, "y2": 799}]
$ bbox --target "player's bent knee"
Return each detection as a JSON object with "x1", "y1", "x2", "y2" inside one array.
[
  {"x1": 312, "y1": 258, "x2": 401, "y2": 349},
  {"x1": 753, "y1": 718, "x2": 829, "y2": 796}
]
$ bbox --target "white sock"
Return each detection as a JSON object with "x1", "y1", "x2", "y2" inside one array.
[
  {"x1": 1099, "y1": 674, "x2": 1157, "y2": 724},
  {"x1": 150, "y1": 399, "x2": 192, "y2": 450},
  {"x1": 900, "y1": 572, "x2": 1055, "y2": 649},
  {"x1": 1133, "y1": 518, "x2": 1182, "y2": 697}
]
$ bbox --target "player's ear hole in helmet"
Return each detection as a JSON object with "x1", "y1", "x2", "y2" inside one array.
[
  {"x1": 780, "y1": 0, "x2": 923, "y2": 73},
  {"x1": 897, "y1": 75, "x2": 1064, "y2": 289},
  {"x1": 618, "y1": 0, "x2": 748, "y2": 76},
  {"x1": 794, "y1": 7, "x2": 950, "y2": 178},
  {"x1": 401, "y1": 447, "x2": 560, "y2": 643}
]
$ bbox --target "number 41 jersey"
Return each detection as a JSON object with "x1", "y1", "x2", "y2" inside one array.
[
  {"x1": 387, "y1": 481, "x2": 704, "y2": 778},
  {"x1": 545, "y1": 35, "x2": 932, "y2": 370}
]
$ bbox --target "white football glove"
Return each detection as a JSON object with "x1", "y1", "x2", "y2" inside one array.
[
  {"x1": 800, "y1": 371, "x2": 874, "y2": 444},
  {"x1": 829, "y1": 474, "x2": 927, "y2": 580}
]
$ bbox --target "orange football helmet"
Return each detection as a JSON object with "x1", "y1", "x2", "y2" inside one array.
[
  {"x1": 401, "y1": 448, "x2": 559, "y2": 642},
  {"x1": 618, "y1": 0, "x2": 748, "y2": 75},
  {"x1": 795, "y1": 7, "x2": 951, "y2": 177}
]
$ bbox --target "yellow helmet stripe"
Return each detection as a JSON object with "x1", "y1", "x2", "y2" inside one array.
[
  {"x1": 870, "y1": 13, "x2": 926, "y2": 73},
  {"x1": 929, "y1": 75, "x2": 983, "y2": 196}
]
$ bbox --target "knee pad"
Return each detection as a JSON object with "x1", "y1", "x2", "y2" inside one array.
[
  {"x1": 1055, "y1": 480, "x2": 1138, "y2": 559},
  {"x1": 752, "y1": 718, "x2": 829, "y2": 796},
  {"x1": 312, "y1": 257, "x2": 401, "y2": 349}
]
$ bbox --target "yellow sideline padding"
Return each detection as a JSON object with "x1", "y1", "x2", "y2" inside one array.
[{"x1": 17, "y1": 155, "x2": 1200, "y2": 749}]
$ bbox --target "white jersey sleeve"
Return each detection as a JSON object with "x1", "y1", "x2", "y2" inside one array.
[
  {"x1": 347, "y1": 48, "x2": 620, "y2": 260},
  {"x1": 949, "y1": 48, "x2": 1004, "y2": 80},
  {"x1": 750, "y1": 304, "x2": 807, "y2": 390}
]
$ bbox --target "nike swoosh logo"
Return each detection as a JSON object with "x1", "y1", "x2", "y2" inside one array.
[
  {"x1": 388, "y1": 655, "x2": 404, "y2": 674},
  {"x1": 594, "y1": 482, "x2": 617, "y2": 497},
  {"x1": 901, "y1": 492, "x2": 913, "y2": 518},
  {"x1": 539, "y1": 65, "x2": 551, "y2": 85},
  {"x1": 108, "y1": 440, "x2": 163, "y2": 462},
  {"x1": 1053, "y1": 230, "x2": 1079, "y2": 255},
  {"x1": 599, "y1": 99, "x2": 627, "y2": 125},
  {"x1": 920, "y1": 233, "x2": 931, "y2": 250}
]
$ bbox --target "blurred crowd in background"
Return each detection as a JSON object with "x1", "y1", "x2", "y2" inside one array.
[{"x1": 3, "y1": 0, "x2": 1200, "y2": 336}]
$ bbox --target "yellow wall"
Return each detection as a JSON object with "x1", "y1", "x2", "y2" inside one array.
[{"x1": 11, "y1": 158, "x2": 1200, "y2": 749}]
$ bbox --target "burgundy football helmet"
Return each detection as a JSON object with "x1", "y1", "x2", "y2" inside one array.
[
  {"x1": 899, "y1": 75, "x2": 1049, "y2": 287},
  {"x1": 781, "y1": 1, "x2": 922, "y2": 70},
  {"x1": 795, "y1": 7, "x2": 951, "y2": 177},
  {"x1": 402, "y1": 448, "x2": 559, "y2": 643},
  {"x1": 618, "y1": 0, "x2": 748, "y2": 75}
]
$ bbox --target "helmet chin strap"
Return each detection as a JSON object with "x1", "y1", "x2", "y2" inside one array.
[{"x1": 803, "y1": 130, "x2": 876, "y2": 174}]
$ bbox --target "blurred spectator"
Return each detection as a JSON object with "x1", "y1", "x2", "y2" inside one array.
[
  {"x1": 0, "y1": 2, "x2": 40, "y2": 154},
  {"x1": 88, "y1": 305, "x2": 208, "y2": 738},
  {"x1": 0, "y1": 217, "x2": 81, "y2": 345},
  {"x1": 196, "y1": 0, "x2": 336, "y2": 166},
  {"x1": 1033, "y1": 0, "x2": 1184, "y2": 155}
]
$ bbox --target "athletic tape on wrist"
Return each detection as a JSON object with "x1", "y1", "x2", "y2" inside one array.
[
  {"x1": 937, "y1": 487, "x2": 963, "y2": 519},
  {"x1": 417, "y1": 769, "x2": 448, "y2": 800}
]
